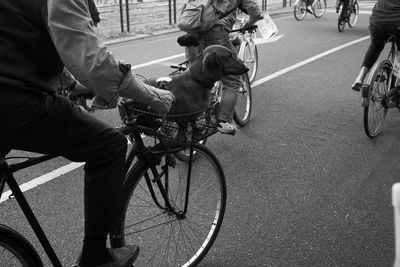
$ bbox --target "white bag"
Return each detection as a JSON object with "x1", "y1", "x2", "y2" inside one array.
[{"x1": 257, "y1": 13, "x2": 279, "y2": 39}]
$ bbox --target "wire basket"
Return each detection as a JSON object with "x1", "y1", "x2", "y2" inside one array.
[{"x1": 117, "y1": 98, "x2": 219, "y2": 148}]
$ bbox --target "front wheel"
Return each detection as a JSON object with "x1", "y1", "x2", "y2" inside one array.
[
  {"x1": 348, "y1": 2, "x2": 359, "y2": 28},
  {"x1": 234, "y1": 73, "x2": 252, "y2": 127},
  {"x1": 294, "y1": 0, "x2": 307, "y2": 21},
  {"x1": 312, "y1": 0, "x2": 326, "y2": 18},
  {"x1": 338, "y1": 16, "x2": 346, "y2": 32},
  {"x1": 111, "y1": 144, "x2": 227, "y2": 267},
  {"x1": 363, "y1": 60, "x2": 392, "y2": 138},
  {"x1": 0, "y1": 225, "x2": 43, "y2": 266},
  {"x1": 242, "y1": 41, "x2": 258, "y2": 84}
]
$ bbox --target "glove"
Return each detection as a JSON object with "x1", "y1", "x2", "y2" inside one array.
[{"x1": 119, "y1": 72, "x2": 175, "y2": 115}]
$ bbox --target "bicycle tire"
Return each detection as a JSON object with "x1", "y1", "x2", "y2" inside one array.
[
  {"x1": 348, "y1": 2, "x2": 359, "y2": 28},
  {"x1": 0, "y1": 225, "x2": 43, "y2": 267},
  {"x1": 312, "y1": 0, "x2": 326, "y2": 18},
  {"x1": 233, "y1": 73, "x2": 252, "y2": 127},
  {"x1": 294, "y1": 0, "x2": 307, "y2": 21},
  {"x1": 363, "y1": 60, "x2": 392, "y2": 138},
  {"x1": 242, "y1": 41, "x2": 258, "y2": 84},
  {"x1": 337, "y1": 14, "x2": 346, "y2": 32},
  {"x1": 110, "y1": 143, "x2": 227, "y2": 267}
]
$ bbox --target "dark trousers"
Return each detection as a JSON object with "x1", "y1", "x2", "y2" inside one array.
[
  {"x1": 363, "y1": 23, "x2": 400, "y2": 69},
  {"x1": 0, "y1": 89, "x2": 127, "y2": 237}
]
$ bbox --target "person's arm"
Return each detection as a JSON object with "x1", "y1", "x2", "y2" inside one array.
[
  {"x1": 47, "y1": 0, "x2": 173, "y2": 113},
  {"x1": 240, "y1": 0, "x2": 263, "y2": 29}
]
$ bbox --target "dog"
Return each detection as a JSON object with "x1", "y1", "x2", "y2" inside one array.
[
  {"x1": 164, "y1": 44, "x2": 249, "y2": 115},
  {"x1": 125, "y1": 44, "x2": 249, "y2": 145}
]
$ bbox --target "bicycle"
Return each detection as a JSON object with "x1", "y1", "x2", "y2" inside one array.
[
  {"x1": 337, "y1": 0, "x2": 359, "y2": 32},
  {"x1": 293, "y1": 0, "x2": 327, "y2": 21},
  {"x1": 0, "y1": 99, "x2": 227, "y2": 266},
  {"x1": 362, "y1": 33, "x2": 400, "y2": 138},
  {"x1": 170, "y1": 33, "x2": 252, "y2": 162},
  {"x1": 231, "y1": 22, "x2": 259, "y2": 84}
]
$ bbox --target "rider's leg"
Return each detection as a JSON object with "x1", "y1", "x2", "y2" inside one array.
[
  {"x1": 0, "y1": 90, "x2": 135, "y2": 267},
  {"x1": 197, "y1": 26, "x2": 241, "y2": 134},
  {"x1": 352, "y1": 24, "x2": 387, "y2": 91}
]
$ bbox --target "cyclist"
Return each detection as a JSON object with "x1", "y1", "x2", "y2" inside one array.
[
  {"x1": 0, "y1": 1, "x2": 174, "y2": 267},
  {"x1": 306, "y1": 0, "x2": 316, "y2": 14},
  {"x1": 185, "y1": 0, "x2": 263, "y2": 134},
  {"x1": 352, "y1": 0, "x2": 400, "y2": 92}
]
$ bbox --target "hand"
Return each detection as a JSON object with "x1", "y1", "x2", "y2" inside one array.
[{"x1": 149, "y1": 88, "x2": 175, "y2": 115}]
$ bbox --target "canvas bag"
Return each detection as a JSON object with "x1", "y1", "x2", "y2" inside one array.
[{"x1": 177, "y1": 0, "x2": 237, "y2": 33}]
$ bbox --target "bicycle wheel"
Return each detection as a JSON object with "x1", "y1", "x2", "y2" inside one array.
[
  {"x1": 242, "y1": 41, "x2": 258, "y2": 84},
  {"x1": 0, "y1": 225, "x2": 43, "y2": 266},
  {"x1": 348, "y1": 2, "x2": 359, "y2": 28},
  {"x1": 363, "y1": 60, "x2": 392, "y2": 138},
  {"x1": 312, "y1": 0, "x2": 326, "y2": 18},
  {"x1": 338, "y1": 13, "x2": 346, "y2": 32},
  {"x1": 111, "y1": 143, "x2": 226, "y2": 267},
  {"x1": 233, "y1": 73, "x2": 252, "y2": 127},
  {"x1": 294, "y1": 0, "x2": 307, "y2": 21}
]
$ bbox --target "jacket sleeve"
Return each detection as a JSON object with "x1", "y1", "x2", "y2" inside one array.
[
  {"x1": 240, "y1": 0, "x2": 263, "y2": 19},
  {"x1": 47, "y1": 0, "x2": 124, "y2": 108}
]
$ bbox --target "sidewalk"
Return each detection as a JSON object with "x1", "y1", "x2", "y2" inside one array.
[
  {"x1": 101, "y1": 1, "x2": 294, "y2": 46},
  {"x1": 102, "y1": 0, "x2": 342, "y2": 46}
]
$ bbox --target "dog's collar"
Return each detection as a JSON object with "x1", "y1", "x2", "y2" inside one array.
[{"x1": 188, "y1": 68, "x2": 216, "y2": 88}]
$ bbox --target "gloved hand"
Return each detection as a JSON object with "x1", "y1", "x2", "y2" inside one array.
[
  {"x1": 119, "y1": 72, "x2": 175, "y2": 115},
  {"x1": 147, "y1": 86, "x2": 175, "y2": 115}
]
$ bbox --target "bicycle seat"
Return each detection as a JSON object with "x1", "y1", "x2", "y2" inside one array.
[{"x1": 177, "y1": 34, "x2": 200, "y2": 47}]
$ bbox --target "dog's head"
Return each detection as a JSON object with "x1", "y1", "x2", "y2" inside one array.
[{"x1": 200, "y1": 45, "x2": 249, "y2": 81}]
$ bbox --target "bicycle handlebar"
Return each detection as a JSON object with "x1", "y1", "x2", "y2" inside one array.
[{"x1": 230, "y1": 24, "x2": 258, "y2": 33}]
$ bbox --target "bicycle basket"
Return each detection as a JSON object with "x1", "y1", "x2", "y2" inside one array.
[{"x1": 117, "y1": 98, "x2": 218, "y2": 147}]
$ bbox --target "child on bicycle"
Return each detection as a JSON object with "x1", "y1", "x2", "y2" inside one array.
[{"x1": 352, "y1": 0, "x2": 400, "y2": 92}]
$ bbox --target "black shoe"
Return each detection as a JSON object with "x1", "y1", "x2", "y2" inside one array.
[
  {"x1": 352, "y1": 82, "x2": 362, "y2": 92},
  {"x1": 72, "y1": 245, "x2": 139, "y2": 267}
]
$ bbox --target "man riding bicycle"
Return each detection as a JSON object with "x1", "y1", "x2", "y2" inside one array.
[
  {"x1": 0, "y1": 0, "x2": 174, "y2": 266},
  {"x1": 352, "y1": 0, "x2": 400, "y2": 92}
]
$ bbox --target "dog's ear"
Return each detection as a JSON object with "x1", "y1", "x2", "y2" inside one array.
[{"x1": 202, "y1": 52, "x2": 223, "y2": 79}]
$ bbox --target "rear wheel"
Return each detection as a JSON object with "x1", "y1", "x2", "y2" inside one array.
[
  {"x1": 348, "y1": 2, "x2": 359, "y2": 28},
  {"x1": 0, "y1": 225, "x2": 43, "y2": 267},
  {"x1": 294, "y1": 0, "x2": 307, "y2": 21},
  {"x1": 242, "y1": 41, "x2": 258, "y2": 84},
  {"x1": 111, "y1": 144, "x2": 226, "y2": 267},
  {"x1": 312, "y1": 0, "x2": 326, "y2": 18},
  {"x1": 233, "y1": 73, "x2": 252, "y2": 127},
  {"x1": 363, "y1": 60, "x2": 392, "y2": 138}
]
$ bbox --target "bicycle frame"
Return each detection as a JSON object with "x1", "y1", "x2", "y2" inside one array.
[
  {"x1": 0, "y1": 118, "x2": 200, "y2": 266},
  {"x1": 0, "y1": 154, "x2": 62, "y2": 267}
]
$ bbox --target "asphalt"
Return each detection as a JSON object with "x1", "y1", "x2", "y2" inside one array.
[{"x1": 103, "y1": 0, "x2": 337, "y2": 46}]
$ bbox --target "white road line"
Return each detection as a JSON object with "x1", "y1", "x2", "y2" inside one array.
[
  {"x1": 0, "y1": 162, "x2": 84, "y2": 203},
  {"x1": 252, "y1": 35, "x2": 370, "y2": 87},
  {"x1": 131, "y1": 53, "x2": 185, "y2": 70},
  {"x1": 1, "y1": 36, "x2": 371, "y2": 203}
]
